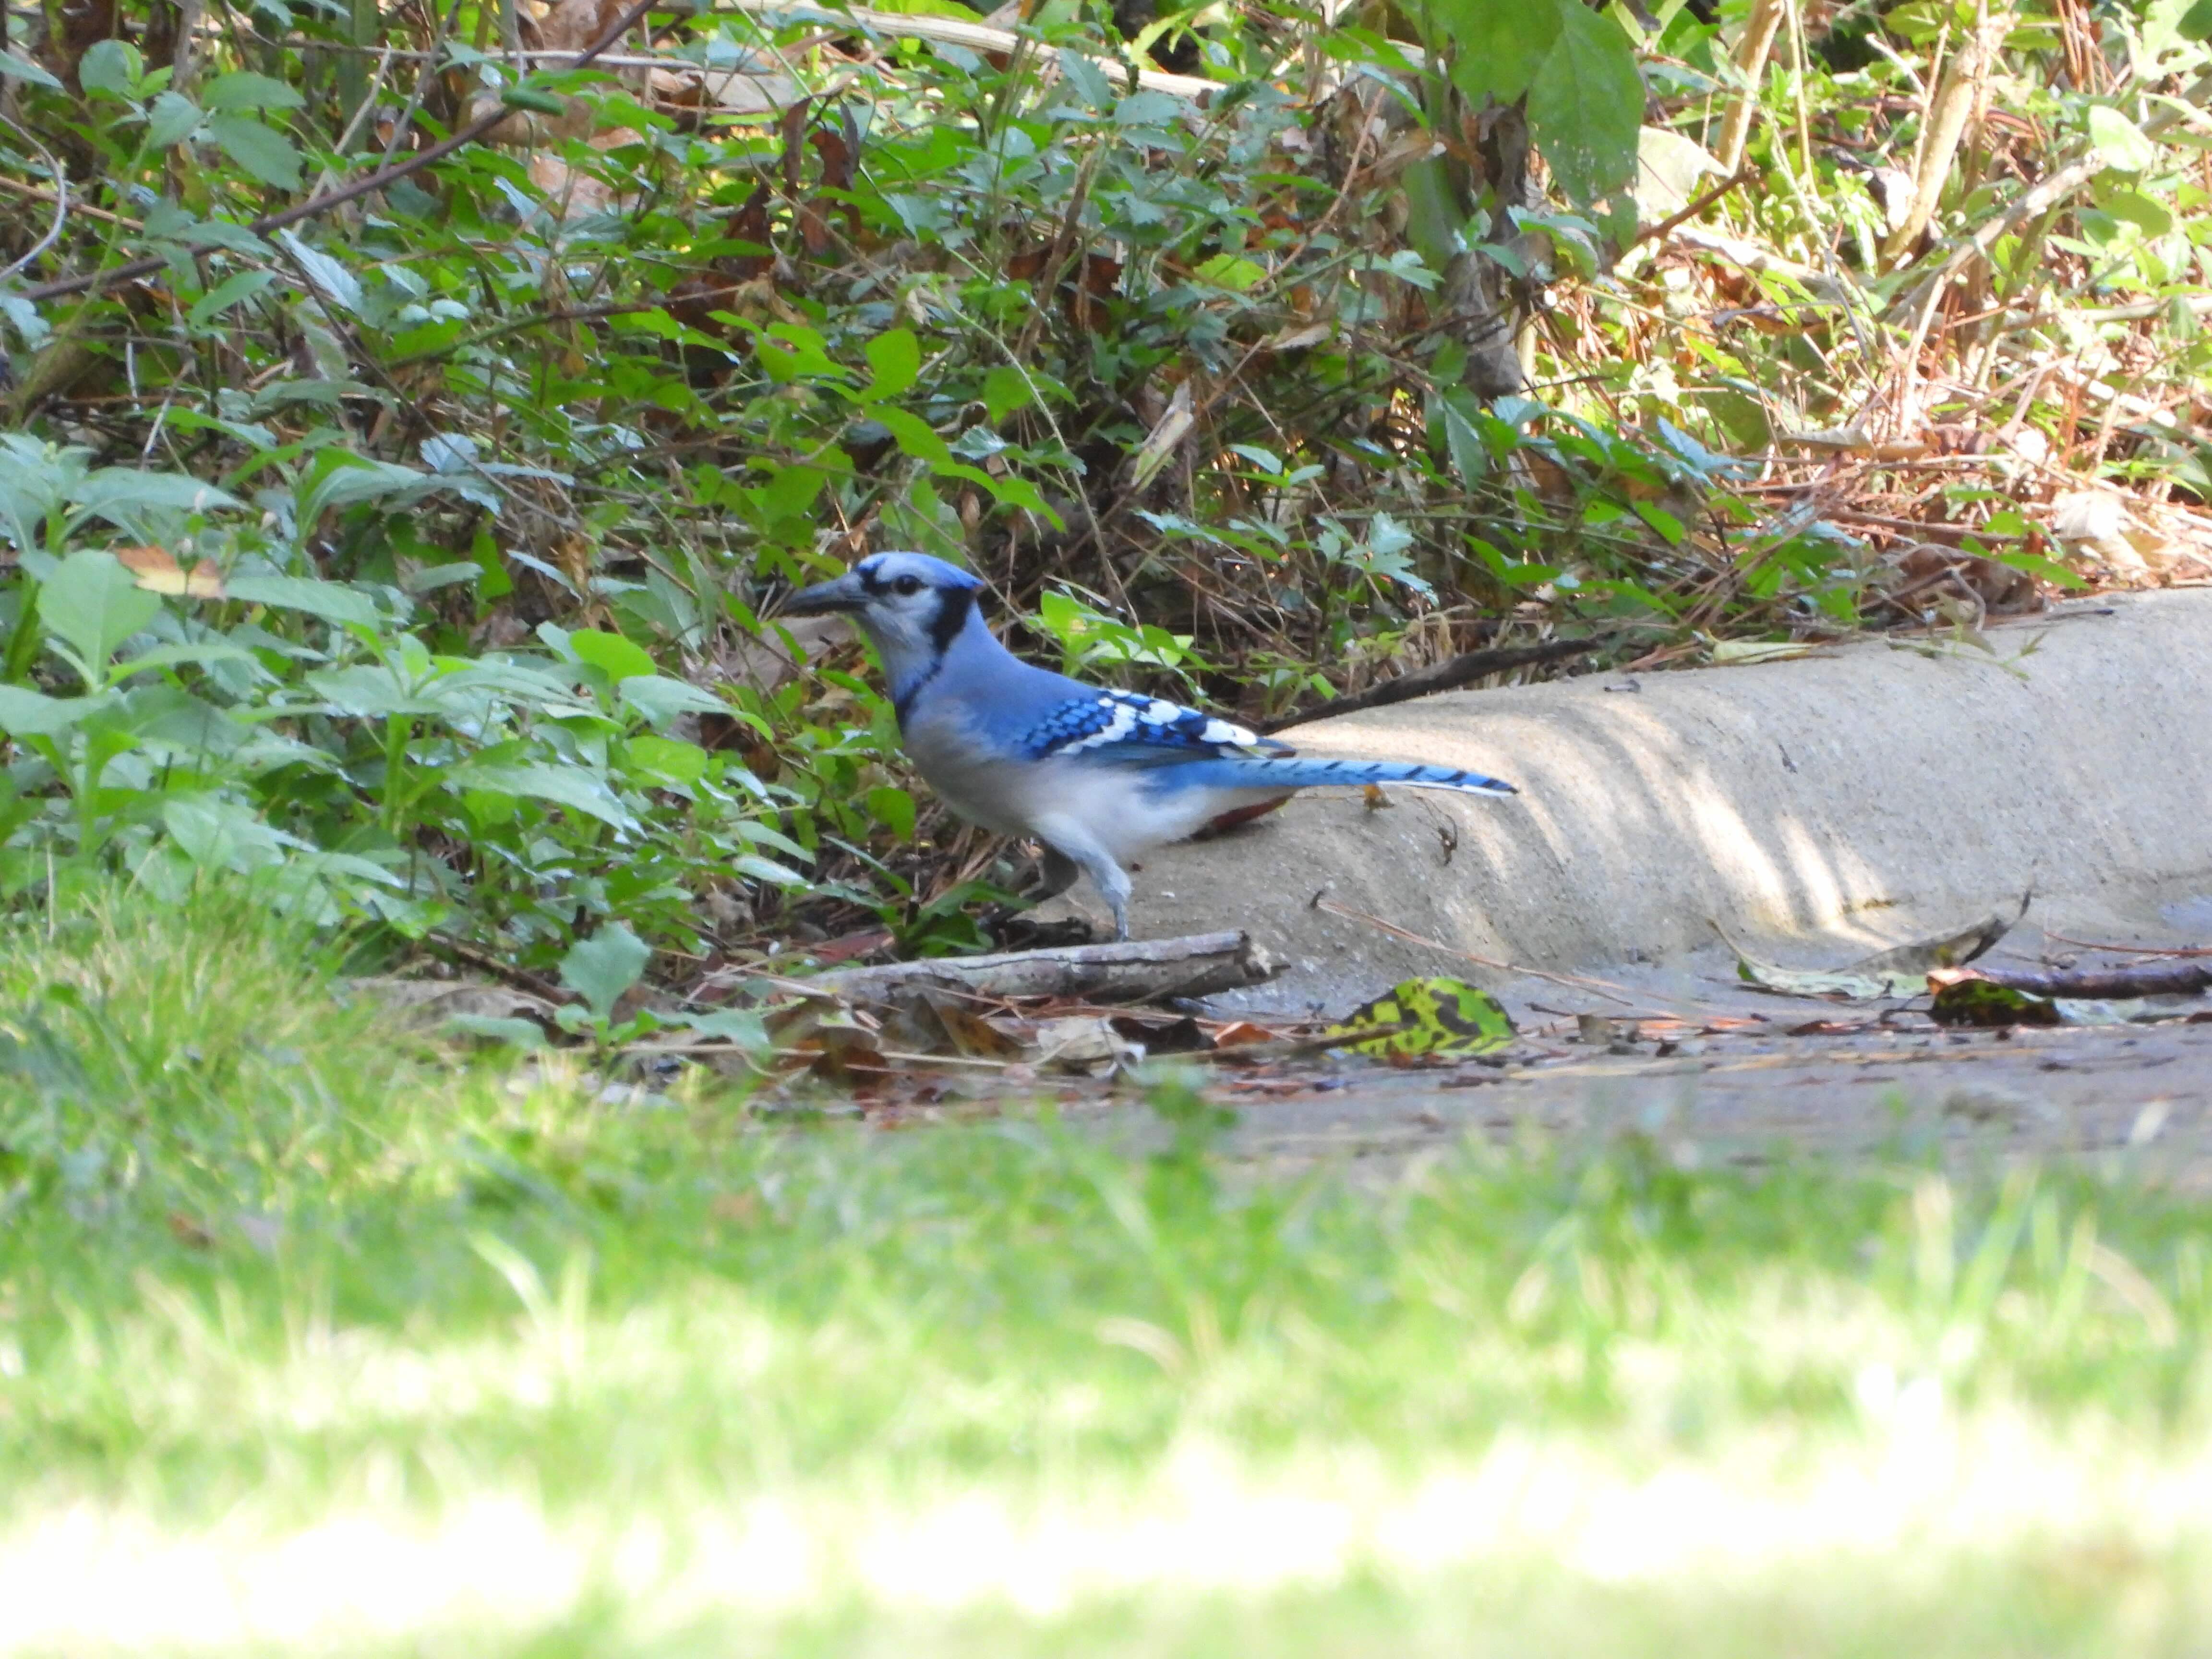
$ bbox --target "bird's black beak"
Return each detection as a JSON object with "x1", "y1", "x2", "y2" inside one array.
[{"x1": 783, "y1": 571, "x2": 867, "y2": 617}]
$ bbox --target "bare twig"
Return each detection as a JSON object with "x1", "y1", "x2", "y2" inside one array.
[
  {"x1": 0, "y1": 113, "x2": 70, "y2": 283},
  {"x1": 1632, "y1": 163, "x2": 1755, "y2": 247},
  {"x1": 0, "y1": 172, "x2": 137, "y2": 229}
]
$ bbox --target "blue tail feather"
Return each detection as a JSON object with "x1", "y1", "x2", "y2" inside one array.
[{"x1": 1161, "y1": 757, "x2": 1516, "y2": 796}]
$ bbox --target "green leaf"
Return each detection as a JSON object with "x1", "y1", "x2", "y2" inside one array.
[
  {"x1": 201, "y1": 69, "x2": 306, "y2": 111},
  {"x1": 1437, "y1": 387, "x2": 1491, "y2": 486},
  {"x1": 2103, "y1": 188, "x2": 2175, "y2": 237},
  {"x1": 0, "y1": 685, "x2": 106, "y2": 735},
  {"x1": 2087, "y1": 106, "x2": 2157, "y2": 173},
  {"x1": 568, "y1": 627, "x2": 660, "y2": 683},
  {"x1": 207, "y1": 112, "x2": 303, "y2": 189},
  {"x1": 1192, "y1": 254, "x2": 1265, "y2": 291},
  {"x1": 1113, "y1": 90, "x2": 1187, "y2": 126},
  {"x1": 188, "y1": 268, "x2": 278, "y2": 326},
  {"x1": 866, "y1": 784, "x2": 916, "y2": 841},
  {"x1": 2183, "y1": 0, "x2": 2212, "y2": 38},
  {"x1": 734, "y1": 854, "x2": 806, "y2": 886},
  {"x1": 1527, "y1": 0, "x2": 1643, "y2": 204},
  {"x1": 0, "y1": 293, "x2": 50, "y2": 349},
  {"x1": 1322, "y1": 976, "x2": 1515, "y2": 1056},
  {"x1": 109, "y1": 641, "x2": 257, "y2": 679},
  {"x1": 275, "y1": 228, "x2": 364, "y2": 313},
  {"x1": 863, "y1": 328, "x2": 922, "y2": 401},
  {"x1": 297, "y1": 456, "x2": 434, "y2": 524},
  {"x1": 226, "y1": 573, "x2": 382, "y2": 625},
  {"x1": 0, "y1": 48, "x2": 63, "y2": 90},
  {"x1": 445, "y1": 761, "x2": 636, "y2": 829},
  {"x1": 982, "y1": 364, "x2": 1034, "y2": 422},
  {"x1": 625, "y1": 733, "x2": 709, "y2": 784},
  {"x1": 39, "y1": 551, "x2": 160, "y2": 687},
  {"x1": 72, "y1": 467, "x2": 240, "y2": 525},
  {"x1": 619, "y1": 674, "x2": 728, "y2": 727},
  {"x1": 78, "y1": 39, "x2": 143, "y2": 100},
  {"x1": 869, "y1": 405, "x2": 956, "y2": 468},
  {"x1": 673, "y1": 1007, "x2": 769, "y2": 1049},
  {"x1": 147, "y1": 91, "x2": 203, "y2": 149},
  {"x1": 500, "y1": 84, "x2": 570, "y2": 115},
  {"x1": 559, "y1": 923, "x2": 651, "y2": 1020},
  {"x1": 1441, "y1": 0, "x2": 1559, "y2": 102}
]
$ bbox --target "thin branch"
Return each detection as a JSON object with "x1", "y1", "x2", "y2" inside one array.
[
  {"x1": 0, "y1": 113, "x2": 70, "y2": 283},
  {"x1": 1631, "y1": 162, "x2": 1754, "y2": 247},
  {"x1": 0, "y1": 171, "x2": 138, "y2": 229}
]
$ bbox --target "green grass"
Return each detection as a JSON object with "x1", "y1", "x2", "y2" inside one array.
[{"x1": 2, "y1": 885, "x2": 2211, "y2": 1655}]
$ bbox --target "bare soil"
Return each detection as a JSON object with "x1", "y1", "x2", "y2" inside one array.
[{"x1": 1202, "y1": 1014, "x2": 2212, "y2": 1185}]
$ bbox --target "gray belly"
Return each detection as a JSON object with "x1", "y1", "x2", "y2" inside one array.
[{"x1": 902, "y1": 716, "x2": 1034, "y2": 837}]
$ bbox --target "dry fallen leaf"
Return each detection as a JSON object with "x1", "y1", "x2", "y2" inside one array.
[{"x1": 118, "y1": 545, "x2": 225, "y2": 599}]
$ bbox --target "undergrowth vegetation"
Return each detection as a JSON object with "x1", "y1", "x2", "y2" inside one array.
[{"x1": 0, "y1": 0, "x2": 2206, "y2": 970}]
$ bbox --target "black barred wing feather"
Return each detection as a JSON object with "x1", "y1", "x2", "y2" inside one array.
[{"x1": 1021, "y1": 689, "x2": 1286, "y2": 766}]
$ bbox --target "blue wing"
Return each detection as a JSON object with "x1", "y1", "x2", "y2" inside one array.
[{"x1": 1020, "y1": 689, "x2": 1289, "y2": 766}]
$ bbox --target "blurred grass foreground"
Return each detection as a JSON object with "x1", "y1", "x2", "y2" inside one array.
[{"x1": 1, "y1": 883, "x2": 2210, "y2": 1656}]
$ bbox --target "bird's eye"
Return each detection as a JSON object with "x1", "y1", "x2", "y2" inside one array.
[{"x1": 893, "y1": 575, "x2": 924, "y2": 596}]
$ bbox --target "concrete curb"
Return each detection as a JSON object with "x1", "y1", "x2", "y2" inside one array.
[{"x1": 1104, "y1": 590, "x2": 2212, "y2": 1012}]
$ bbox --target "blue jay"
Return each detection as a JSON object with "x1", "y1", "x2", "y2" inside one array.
[{"x1": 785, "y1": 552, "x2": 1516, "y2": 940}]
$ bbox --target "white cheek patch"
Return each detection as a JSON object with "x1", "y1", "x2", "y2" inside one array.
[{"x1": 1199, "y1": 718, "x2": 1253, "y2": 746}]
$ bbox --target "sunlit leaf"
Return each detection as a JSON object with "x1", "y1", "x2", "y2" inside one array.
[
  {"x1": 117, "y1": 545, "x2": 225, "y2": 599},
  {"x1": 38, "y1": 551, "x2": 160, "y2": 687},
  {"x1": 863, "y1": 328, "x2": 922, "y2": 401},
  {"x1": 559, "y1": 923, "x2": 651, "y2": 1020},
  {"x1": 77, "y1": 39, "x2": 142, "y2": 99},
  {"x1": 569, "y1": 627, "x2": 660, "y2": 683},
  {"x1": 207, "y1": 113, "x2": 303, "y2": 189},
  {"x1": 1527, "y1": 0, "x2": 1643, "y2": 204},
  {"x1": 202, "y1": 69, "x2": 307, "y2": 111}
]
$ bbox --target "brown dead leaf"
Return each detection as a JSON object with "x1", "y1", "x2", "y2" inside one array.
[
  {"x1": 1887, "y1": 542, "x2": 2041, "y2": 617},
  {"x1": 1032, "y1": 1016, "x2": 1142, "y2": 1075},
  {"x1": 117, "y1": 544, "x2": 224, "y2": 599},
  {"x1": 1108, "y1": 1013, "x2": 1212, "y2": 1055},
  {"x1": 935, "y1": 998, "x2": 1028, "y2": 1059}
]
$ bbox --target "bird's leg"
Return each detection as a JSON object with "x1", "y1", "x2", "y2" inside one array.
[
  {"x1": 1021, "y1": 845, "x2": 1082, "y2": 904},
  {"x1": 1072, "y1": 847, "x2": 1132, "y2": 942},
  {"x1": 1033, "y1": 824, "x2": 1133, "y2": 941}
]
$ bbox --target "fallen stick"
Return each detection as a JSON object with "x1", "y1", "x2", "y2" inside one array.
[
  {"x1": 767, "y1": 930, "x2": 1279, "y2": 1006},
  {"x1": 2042, "y1": 931, "x2": 2212, "y2": 960},
  {"x1": 1201, "y1": 1022, "x2": 1413, "y2": 1064},
  {"x1": 1934, "y1": 962, "x2": 2212, "y2": 999}
]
